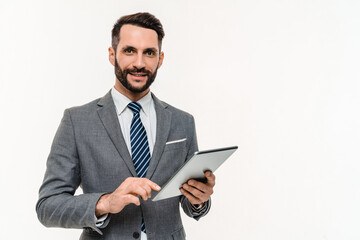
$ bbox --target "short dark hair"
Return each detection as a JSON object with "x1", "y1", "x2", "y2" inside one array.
[{"x1": 111, "y1": 12, "x2": 165, "y2": 52}]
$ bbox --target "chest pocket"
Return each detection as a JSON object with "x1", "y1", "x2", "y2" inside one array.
[{"x1": 164, "y1": 138, "x2": 187, "y2": 152}]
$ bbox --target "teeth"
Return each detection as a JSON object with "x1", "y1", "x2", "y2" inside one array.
[{"x1": 129, "y1": 73, "x2": 146, "y2": 77}]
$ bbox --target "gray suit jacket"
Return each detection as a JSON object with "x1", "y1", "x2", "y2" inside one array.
[{"x1": 36, "y1": 91, "x2": 210, "y2": 240}]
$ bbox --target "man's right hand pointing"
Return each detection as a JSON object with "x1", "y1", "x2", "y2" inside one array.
[{"x1": 95, "y1": 177, "x2": 161, "y2": 217}]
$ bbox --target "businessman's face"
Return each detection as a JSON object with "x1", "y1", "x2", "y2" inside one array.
[{"x1": 111, "y1": 24, "x2": 164, "y2": 93}]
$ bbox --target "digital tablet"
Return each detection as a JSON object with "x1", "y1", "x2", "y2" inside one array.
[{"x1": 152, "y1": 146, "x2": 238, "y2": 201}]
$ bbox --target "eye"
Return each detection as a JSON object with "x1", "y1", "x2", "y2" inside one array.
[
  {"x1": 124, "y1": 49, "x2": 133, "y2": 54},
  {"x1": 123, "y1": 48, "x2": 135, "y2": 54},
  {"x1": 145, "y1": 50, "x2": 156, "y2": 56}
]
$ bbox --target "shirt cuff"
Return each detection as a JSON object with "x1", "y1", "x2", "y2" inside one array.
[
  {"x1": 191, "y1": 203, "x2": 204, "y2": 211},
  {"x1": 95, "y1": 214, "x2": 109, "y2": 227}
]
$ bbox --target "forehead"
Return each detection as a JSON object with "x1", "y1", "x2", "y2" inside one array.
[{"x1": 118, "y1": 24, "x2": 159, "y2": 50}]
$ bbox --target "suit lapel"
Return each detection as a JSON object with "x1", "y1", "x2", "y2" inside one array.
[
  {"x1": 96, "y1": 91, "x2": 137, "y2": 177},
  {"x1": 146, "y1": 93, "x2": 172, "y2": 180}
]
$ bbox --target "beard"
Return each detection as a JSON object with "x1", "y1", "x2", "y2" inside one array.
[{"x1": 114, "y1": 57, "x2": 158, "y2": 93}]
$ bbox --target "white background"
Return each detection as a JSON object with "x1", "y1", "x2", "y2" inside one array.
[{"x1": 1, "y1": 0, "x2": 359, "y2": 239}]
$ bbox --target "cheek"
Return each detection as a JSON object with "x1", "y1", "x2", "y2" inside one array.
[
  {"x1": 146, "y1": 59, "x2": 160, "y2": 71},
  {"x1": 117, "y1": 55, "x2": 135, "y2": 70}
]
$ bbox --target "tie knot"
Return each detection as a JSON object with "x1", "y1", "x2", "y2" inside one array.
[{"x1": 128, "y1": 102, "x2": 142, "y2": 114}]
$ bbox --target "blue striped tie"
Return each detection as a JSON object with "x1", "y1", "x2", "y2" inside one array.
[{"x1": 128, "y1": 102, "x2": 151, "y2": 233}]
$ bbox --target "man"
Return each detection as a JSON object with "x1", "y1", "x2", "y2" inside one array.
[{"x1": 36, "y1": 12, "x2": 215, "y2": 240}]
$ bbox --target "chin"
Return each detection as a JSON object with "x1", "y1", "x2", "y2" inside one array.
[
  {"x1": 127, "y1": 80, "x2": 148, "y2": 91},
  {"x1": 130, "y1": 84, "x2": 146, "y2": 90}
]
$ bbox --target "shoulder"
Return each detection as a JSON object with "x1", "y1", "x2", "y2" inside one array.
[
  {"x1": 66, "y1": 98, "x2": 101, "y2": 114},
  {"x1": 153, "y1": 94, "x2": 195, "y2": 121},
  {"x1": 62, "y1": 98, "x2": 101, "y2": 124},
  {"x1": 63, "y1": 91, "x2": 112, "y2": 120}
]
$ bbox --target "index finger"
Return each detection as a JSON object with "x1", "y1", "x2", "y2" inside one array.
[
  {"x1": 141, "y1": 178, "x2": 161, "y2": 192},
  {"x1": 204, "y1": 171, "x2": 215, "y2": 187}
]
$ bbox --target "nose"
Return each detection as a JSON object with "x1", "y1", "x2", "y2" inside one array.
[{"x1": 133, "y1": 52, "x2": 146, "y2": 69}]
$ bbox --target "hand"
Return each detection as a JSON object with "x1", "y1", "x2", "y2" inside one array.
[
  {"x1": 95, "y1": 177, "x2": 161, "y2": 217},
  {"x1": 180, "y1": 171, "x2": 215, "y2": 205}
]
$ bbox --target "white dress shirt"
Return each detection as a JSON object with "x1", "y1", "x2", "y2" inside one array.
[
  {"x1": 95, "y1": 87, "x2": 156, "y2": 240},
  {"x1": 111, "y1": 87, "x2": 157, "y2": 155}
]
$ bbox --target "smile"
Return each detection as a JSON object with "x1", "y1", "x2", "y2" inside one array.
[{"x1": 129, "y1": 73, "x2": 147, "y2": 77}]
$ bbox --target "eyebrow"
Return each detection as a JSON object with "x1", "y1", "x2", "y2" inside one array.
[
  {"x1": 121, "y1": 45, "x2": 136, "y2": 51},
  {"x1": 144, "y1": 47, "x2": 158, "y2": 53},
  {"x1": 121, "y1": 45, "x2": 158, "y2": 53}
]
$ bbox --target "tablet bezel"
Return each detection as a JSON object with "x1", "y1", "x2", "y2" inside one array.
[{"x1": 152, "y1": 146, "x2": 238, "y2": 201}]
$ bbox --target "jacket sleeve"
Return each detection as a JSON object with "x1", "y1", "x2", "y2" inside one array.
[
  {"x1": 35, "y1": 109, "x2": 109, "y2": 235},
  {"x1": 180, "y1": 115, "x2": 211, "y2": 220}
]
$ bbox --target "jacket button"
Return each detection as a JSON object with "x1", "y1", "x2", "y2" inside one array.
[{"x1": 133, "y1": 232, "x2": 140, "y2": 239}]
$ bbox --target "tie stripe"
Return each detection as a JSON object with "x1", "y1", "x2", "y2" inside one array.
[{"x1": 128, "y1": 102, "x2": 151, "y2": 232}]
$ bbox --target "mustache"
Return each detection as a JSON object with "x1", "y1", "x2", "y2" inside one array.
[{"x1": 125, "y1": 67, "x2": 151, "y2": 75}]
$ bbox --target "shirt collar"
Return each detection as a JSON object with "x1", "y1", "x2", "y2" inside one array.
[{"x1": 111, "y1": 87, "x2": 153, "y2": 116}]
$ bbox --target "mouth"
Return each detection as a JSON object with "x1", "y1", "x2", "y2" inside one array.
[
  {"x1": 129, "y1": 72, "x2": 148, "y2": 77},
  {"x1": 128, "y1": 72, "x2": 148, "y2": 81}
]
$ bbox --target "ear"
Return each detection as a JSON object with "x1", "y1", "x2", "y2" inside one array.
[
  {"x1": 108, "y1": 47, "x2": 116, "y2": 66},
  {"x1": 158, "y1": 51, "x2": 165, "y2": 69}
]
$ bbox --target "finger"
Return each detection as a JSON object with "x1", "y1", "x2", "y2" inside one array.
[
  {"x1": 123, "y1": 194, "x2": 141, "y2": 206},
  {"x1": 138, "y1": 181, "x2": 152, "y2": 198},
  {"x1": 187, "y1": 179, "x2": 208, "y2": 192},
  {"x1": 141, "y1": 178, "x2": 161, "y2": 192},
  {"x1": 182, "y1": 183, "x2": 207, "y2": 202},
  {"x1": 131, "y1": 185, "x2": 149, "y2": 201},
  {"x1": 138, "y1": 179, "x2": 161, "y2": 199},
  {"x1": 134, "y1": 179, "x2": 161, "y2": 199},
  {"x1": 205, "y1": 171, "x2": 215, "y2": 187},
  {"x1": 180, "y1": 188, "x2": 202, "y2": 205}
]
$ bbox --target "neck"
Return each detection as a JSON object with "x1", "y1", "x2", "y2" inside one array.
[{"x1": 114, "y1": 81, "x2": 150, "y2": 102}]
